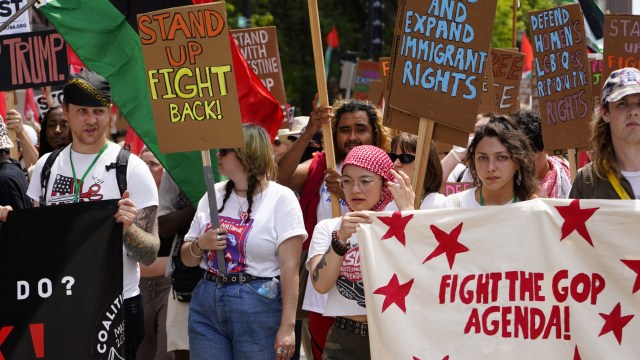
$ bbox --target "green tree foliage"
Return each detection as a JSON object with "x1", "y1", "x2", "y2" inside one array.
[{"x1": 492, "y1": 0, "x2": 561, "y2": 48}]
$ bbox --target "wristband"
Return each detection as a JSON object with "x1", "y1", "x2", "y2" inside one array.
[{"x1": 331, "y1": 230, "x2": 351, "y2": 256}]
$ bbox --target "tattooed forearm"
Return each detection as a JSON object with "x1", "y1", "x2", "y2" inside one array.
[
  {"x1": 124, "y1": 205, "x2": 160, "y2": 266},
  {"x1": 312, "y1": 249, "x2": 330, "y2": 283}
]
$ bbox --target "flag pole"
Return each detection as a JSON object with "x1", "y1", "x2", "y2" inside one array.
[
  {"x1": 201, "y1": 150, "x2": 226, "y2": 274},
  {"x1": 5, "y1": 91, "x2": 19, "y2": 160},
  {"x1": 0, "y1": 0, "x2": 38, "y2": 33},
  {"x1": 308, "y1": 0, "x2": 340, "y2": 218},
  {"x1": 512, "y1": 0, "x2": 518, "y2": 48}
]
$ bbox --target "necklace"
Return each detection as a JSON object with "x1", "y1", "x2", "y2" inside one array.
[
  {"x1": 235, "y1": 192, "x2": 247, "y2": 219},
  {"x1": 479, "y1": 188, "x2": 517, "y2": 206}
]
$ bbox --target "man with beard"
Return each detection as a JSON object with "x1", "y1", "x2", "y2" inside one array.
[{"x1": 277, "y1": 99, "x2": 390, "y2": 360}]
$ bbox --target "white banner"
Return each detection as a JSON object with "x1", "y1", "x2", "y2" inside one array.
[
  {"x1": 0, "y1": 0, "x2": 31, "y2": 35},
  {"x1": 358, "y1": 199, "x2": 640, "y2": 359}
]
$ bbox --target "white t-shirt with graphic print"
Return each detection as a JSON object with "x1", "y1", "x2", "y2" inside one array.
[
  {"x1": 27, "y1": 142, "x2": 159, "y2": 299},
  {"x1": 185, "y1": 180, "x2": 307, "y2": 277},
  {"x1": 306, "y1": 217, "x2": 367, "y2": 317}
]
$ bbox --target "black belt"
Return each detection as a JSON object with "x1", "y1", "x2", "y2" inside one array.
[
  {"x1": 204, "y1": 272, "x2": 273, "y2": 285},
  {"x1": 335, "y1": 316, "x2": 368, "y2": 337}
]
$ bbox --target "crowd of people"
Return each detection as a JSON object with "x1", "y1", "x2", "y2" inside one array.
[{"x1": 1, "y1": 66, "x2": 639, "y2": 360}]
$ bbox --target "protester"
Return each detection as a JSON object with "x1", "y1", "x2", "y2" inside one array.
[
  {"x1": 444, "y1": 115, "x2": 537, "y2": 207},
  {"x1": 0, "y1": 121, "x2": 30, "y2": 210},
  {"x1": 181, "y1": 123, "x2": 306, "y2": 360},
  {"x1": 307, "y1": 145, "x2": 412, "y2": 359},
  {"x1": 386, "y1": 133, "x2": 444, "y2": 210},
  {"x1": 137, "y1": 148, "x2": 173, "y2": 360},
  {"x1": 570, "y1": 67, "x2": 640, "y2": 199},
  {"x1": 511, "y1": 109, "x2": 572, "y2": 198},
  {"x1": 39, "y1": 105, "x2": 70, "y2": 157},
  {"x1": 273, "y1": 134, "x2": 291, "y2": 163},
  {"x1": 26, "y1": 70, "x2": 160, "y2": 359},
  {"x1": 277, "y1": 99, "x2": 390, "y2": 359},
  {"x1": 4, "y1": 109, "x2": 39, "y2": 169}
]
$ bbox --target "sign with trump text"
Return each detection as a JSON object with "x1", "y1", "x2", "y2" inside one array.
[{"x1": 358, "y1": 199, "x2": 640, "y2": 359}]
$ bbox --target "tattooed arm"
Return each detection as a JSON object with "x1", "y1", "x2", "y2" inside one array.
[
  {"x1": 308, "y1": 246, "x2": 344, "y2": 294},
  {"x1": 124, "y1": 205, "x2": 160, "y2": 266}
]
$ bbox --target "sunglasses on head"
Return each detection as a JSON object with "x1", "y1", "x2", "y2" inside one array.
[
  {"x1": 387, "y1": 153, "x2": 416, "y2": 164},
  {"x1": 218, "y1": 148, "x2": 235, "y2": 157}
]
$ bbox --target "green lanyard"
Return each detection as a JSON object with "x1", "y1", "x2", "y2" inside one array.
[
  {"x1": 479, "y1": 188, "x2": 517, "y2": 206},
  {"x1": 69, "y1": 143, "x2": 109, "y2": 202}
]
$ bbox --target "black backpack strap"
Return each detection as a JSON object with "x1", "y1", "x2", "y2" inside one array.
[
  {"x1": 39, "y1": 147, "x2": 65, "y2": 206},
  {"x1": 456, "y1": 168, "x2": 466, "y2": 183},
  {"x1": 105, "y1": 147, "x2": 130, "y2": 197}
]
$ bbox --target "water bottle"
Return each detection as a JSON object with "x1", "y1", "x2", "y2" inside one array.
[{"x1": 257, "y1": 277, "x2": 279, "y2": 298}]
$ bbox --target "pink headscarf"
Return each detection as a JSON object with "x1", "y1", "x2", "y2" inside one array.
[{"x1": 342, "y1": 145, "x2": 394, "y2": 212}]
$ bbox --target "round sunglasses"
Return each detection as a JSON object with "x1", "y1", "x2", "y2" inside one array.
[{"x1": 387, "y1": 153, "x2": 416, "y2": 164}]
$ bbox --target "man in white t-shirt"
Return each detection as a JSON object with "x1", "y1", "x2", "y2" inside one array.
[{"x1": 26, "y1": 70, "x2": 159, "y2": 360}]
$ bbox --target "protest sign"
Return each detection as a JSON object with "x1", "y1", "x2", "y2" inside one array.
[
  {"x1": 353, "y1": 60, "x2": 380, "y2": 100},
  {"x1": 0, "y1": 0, "x2": 30, "y2": 35},
  {"x1": 34, "y1": 88, "x2": 63, "y2": 118},
  {"x1": 231, "y1": 26, "x2": 287, "y2": 120},
  {"x1": 603, "y1": 14, "x2": 640, "y2": 82},
  {"x1": 589, "y1": 55, "x2": 603, "y2": 108},
  {"x1": 529, "y1": 4, "x2": 592, "y2": 151},
  {"x1": 359, "y1": 199, "x2": 640, "y2": 359},
  {"x1": 0, "y1": 30, "x2": 68, "y2": 91},
  {"x1": 387, "y1": 0, "x2": 497, "y2": 132},
  {"x1": 442, "y1": 181, "x2": 474, "y2": 196},
  {"x1": 138, "y1": 2, "x2": 244, "y2": 153},
  {"x1": 0, "y1": 200, "x2": 123, "y2": 360},
  {"x1": 367, "y1": 79, "x2": 384, "y2": 107},
  {"x1": 491, "y1": 48, "x2": 525, "y2": 113},
  {"x1": 477, "y1": 56, "x2": 497, "y2": 114}
]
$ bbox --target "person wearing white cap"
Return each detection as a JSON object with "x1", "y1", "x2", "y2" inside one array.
[
  {"x1": 570, "y1": 67, "x2": 640, "y2": 199},
  {"x1": 0, "y1": 120, "x2": 30, "y2": 211}
]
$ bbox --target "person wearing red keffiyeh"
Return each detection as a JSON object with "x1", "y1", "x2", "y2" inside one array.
[{"x1": 306, "y1": 145, "x2": 413, "y2": 360}]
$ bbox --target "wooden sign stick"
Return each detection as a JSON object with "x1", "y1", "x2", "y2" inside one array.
[
  {"x1": 567, "y1": 148, "x2": 578, "y2": 181},
  {"x1": 512, "y1": 0, "x2": 518, "y2": 48},
  {"x1": 201, "y1": 150, "x2": 226, "y2": 274},
  {"x1": 308, "y1": 0, "x2": 340, "y2": 218},
  {"x1": 5, "y1": 91, "x2": 19, "y2": 160},
  {"x1": 412, "y1": 118, "x2": 435, "y2": 209}
]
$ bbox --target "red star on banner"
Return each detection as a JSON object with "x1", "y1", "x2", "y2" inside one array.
[
  {"x1": 423, "y1": 223, "x2": 468, "y2": 269},
  {"x1": 373, "y1": 274, "x2": 414, "y2": 313},
  {"x1": 621, "y1": 259, "x2": 640, "y2": 294},
  {"x1": 598, "y1": 302, "x2": 634, "y2": 345},
  {"x1": 555, "y1": 199, "x2": 599, "y2": 246},
  {"x1": 378, "y1": 211, "x2": 413, "y2": 246},
  {"x1": 573, "y1": 346, "x2": 581, "y2": 360}
]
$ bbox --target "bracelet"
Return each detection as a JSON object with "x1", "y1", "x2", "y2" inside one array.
[
  {"x1": 189, "y1": 240, "x2": 203, "y2": 258},
  {"x1": 195, "y1": 237, "x2": 202, "y2": 250},
  {"x1": 331, "y1": 230, "x2": 351, "y2": 256},
  {"x1": 451, "y1": 150, "x2": 463, "y2": 163}
]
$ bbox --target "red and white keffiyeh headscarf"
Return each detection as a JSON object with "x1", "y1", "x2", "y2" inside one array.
[{"x1": 342, "y1": 145, "x2": 394, "y2": 212}]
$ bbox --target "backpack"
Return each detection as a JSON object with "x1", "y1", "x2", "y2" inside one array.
[{"x1": 39, "y1": 146, "x2": 130, "y2": 205}]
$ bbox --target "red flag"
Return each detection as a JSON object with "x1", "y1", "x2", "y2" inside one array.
[
  {"x1": 124, "y1": 125, "x2": 145, "y2": 155},
  {"x1": 520, "y1": 33, "x2": 534, "y2": 74},
  {"x1": 326, "y1": 25, "x2": 339, "y2": 49},
  {"x1": 23, "y1": 88, "x2": 40, "y2": 123},
  {"x1": 0, "y1": 92, "x2": 6, "y2": 119},
  {"x1": 66, "y1": 46, "x2": 85, "y2": 74}
]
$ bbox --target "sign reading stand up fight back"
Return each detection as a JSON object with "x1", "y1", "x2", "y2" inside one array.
[
  {"x1": 138, "y1": 2, "x2": 244, "y2": 153},
  {"x1": 388, "y1": 0, "x2": 497, "y2": 133},
  {"x1": 603, "y1": 14, "x2": 640, "y2": 82},
  {"x1": 529, "y1": 4, "x2": 592, "y2": 151}
]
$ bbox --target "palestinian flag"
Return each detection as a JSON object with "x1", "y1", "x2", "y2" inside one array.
[{"x1": 36, "y1": 0, "x2": 284, "y2": 205}]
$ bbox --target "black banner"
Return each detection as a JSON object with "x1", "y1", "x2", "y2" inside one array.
[
  {"x1": 0, "y1": 200, "x2": 124, "y2": 359},
  {"x1": 0, "y1": 30, "x2": 69, "y2": 91}
]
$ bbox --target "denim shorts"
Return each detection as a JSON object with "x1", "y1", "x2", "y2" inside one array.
[{"x1": 188, "y1": 278, "x2": 282, "y2": 360}]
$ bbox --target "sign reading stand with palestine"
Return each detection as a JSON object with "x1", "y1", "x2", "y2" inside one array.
[
  {"x1": 387, "y1": 0, "x2": 497, "y2": 133},
  {"x1": 529, "y1": 4, "x2": 592, "y2": 152},
  {"x1": 138, "y1": 2, "x2": 243, "y2": 153}
]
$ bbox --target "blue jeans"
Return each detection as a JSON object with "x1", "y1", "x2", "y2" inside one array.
[{"x1": 189, "y1": 278, "x2": 282, "y2": 360}]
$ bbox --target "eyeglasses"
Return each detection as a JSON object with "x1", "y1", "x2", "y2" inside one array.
[
  {"x1": 387, "y1": 153, "x2": 416, "y2": 164},
  {"x1": 218, "y1": 148, "x2": 235, "y2": 157},
  {"x1": 338, "y1": 177, "x2": 382, "y2": 191}
]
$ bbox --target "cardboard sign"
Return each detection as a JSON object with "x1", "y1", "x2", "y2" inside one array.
[
  {"x1": 353, "y1": 60, "x2": 380, "y2": 100},
  {"x1": 476, "y1": 56, "x2": 497, "y2": 114},
  {"x1": 0, "y1": 30, "x2": 68, "y2": 91},
  {"x1": 231, "y1": 26, "x2": 287, "y2": 119},
  {"x1": 359, "y1": 199, "x2": 640, "y2": 359},
  {"x1": 491, "y1": 48, "x2": 525, "y2": 113},
  {"x1": 442, "y1": 181, "x2": 474, "y2": 196},
  {"x1": 0, "y1": 0, "x2": 30, "y2": 35},
  {"x1": 529, "y1": 4, "x2": 592, "y2": 151},
  {"x1": 387, "y1": 0, "x2": 497, "y2": 132},
  {"x1": 589, "y1": 56, "x2": 604, "y2": 108},
  {"x1": 138, "y1": 2, "x2": 244, "y2": 153},
  {"x1": 368, "y1": 79, "x2": 384, "y2": 107},
  {"x1": 0, "y1": 201, "x2": 123, "y2": 359},
  {"x1": 603, "y1": 14, "x2": 640, "y2": 84},
  {"x1": 34, "y1": 88, "x2": 64, "y2": 118}
]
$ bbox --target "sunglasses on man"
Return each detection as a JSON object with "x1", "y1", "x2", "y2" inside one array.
[{"x1": 387, "y1": 153, "x2": 416, "y2": 164}]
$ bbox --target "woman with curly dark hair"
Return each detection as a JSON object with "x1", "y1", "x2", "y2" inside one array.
[
  {"x1": 38, "y1": 106, "x2": 70, "y2": 157},
  {"x1": 444, "y1": 115, "x2": 537, "y2": 207}
]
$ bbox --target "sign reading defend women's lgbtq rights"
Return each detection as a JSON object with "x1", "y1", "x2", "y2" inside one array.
[
  {"x1": 529, "y1": 4, "x2": 592, "y2": 151},
  {"x1": 388, "y1": 0, "x2": 497, "y2": 132},
  {"x1": 138, "y1": 2, "x2": 243, "y2": 153}
]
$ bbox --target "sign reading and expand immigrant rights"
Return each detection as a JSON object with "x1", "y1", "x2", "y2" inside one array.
[
  {"x1": 529, "y1": 4, "x2": 592, "y2": 151},
  {"x1": 0, "y1": 30, "x2": 68, "y2": 91},
  {"x1": 138, "y1": 2, "x2": 244, "y2": 153},
  {"x1": 387, "y1": 0, "x2": 497, "y2": 132}
]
